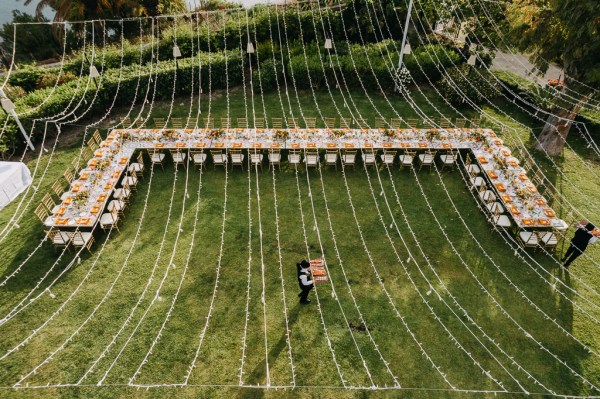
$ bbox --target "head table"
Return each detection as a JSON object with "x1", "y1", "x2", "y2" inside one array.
[{"x1": 46, "y1": 127, "x2": 566, "y2": 233}]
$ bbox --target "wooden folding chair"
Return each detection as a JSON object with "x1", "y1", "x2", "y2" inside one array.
[
  {"x1": 418, "y1": 150, "x2": 437, "y2": 172},
  {"x1": 325, "y1": 149, "x2": 338, "y2": 170},
  {"x1": 439, "y1": 118, "x2": 451, "y2": 129},
  {"x1": 69, "y1": 231, "x2": 95, "y2": 253},
  {"x1": 35, "y1": 203, "x2": 51, "y2": 225},
  {"x1": 186, "y1": 117, "x2": 197, "y2": 128},
  {"x1": 70, "y1": 157, "x2": 80, "y2": 172},
  {"x1": 381, "y1": 150, "x2": 397, "y2": 167},
  {"x1": 439, "y1": 149, "x2": 458, "y2": 169},
  {"x1": 287, "y1": 150, "x2": 302, "y2": 169},
  {"x1": 123, "y1": 170, "x2": 139, "y2": 191},
  {"x1": 82, "y1": 147, "x2": 93, "y2": 161},
  {"x1": 406, "y1": 118, "x2": 419, "y2": 129},
  {"x1": 356, "y1": 118, "x2": 369, "y2": 130},
  {"x1": 454, "y1": 118, "x2": 467, "y2": 128},
  {"x1": 305, "y1": 117, "x2": 316, "y2": 129},
  {"x1": 341, "y1": 150, "x2": 357, "y2": 169},
  {"x1": 92, "y1": 130, "x2": 102, "y2": 146},
  {"x1": 63, "y1": 169, "x2": 74, "y2": 185},
  {"x1": 237, "y1": 118, "x2": 248, "y2": 129},
  {"x1": 170, "y1": 149, "x2": 188, "y2": 169},
  {"x1": 305, "y1": 150, "x2": 320, "y2": 168},
  {"x1": 375, "y1": 116, "x2": 390, "y2": 129},
  {"x1": 398, "y1": 150, "x2": 416, "y2": 169},
  {"x1": 100, "y1": 208, "x2": 120, "y2": 232},
  {"x1": 422, "y1": 119, "x2": 436, "y2": 129},
  {"x1": 203, "y1": 117, "x2": 215, "y2": 129},
  {"x1": 249, "y1": 149, "x2": 263, "y2": 170},
  {"x1": 128, "y1": 152, "x2": 145, "y2": 180},
  {"x1": 134, "y1": 118, "x2": 145, "y2": 128},
  {"x1": 229, "y1": 149, "x2": 244, "y2": 170},
  {"x1": 42, "y1": 193, "x2": 59, "y2": 214},
  {"x1": 390, "y1": 118, "x2": 402, "y2": 129},
  {"x1": 171, "y1": 117, "x2": 183, "y2": 129},
  {"x1": 210, "y1": 150, "x2": 227, "y2": 169},
  {"x1": 362, "y1": 149, "x2": 378, "y2": 167},
  {"x1": 271, "y1": 118, "x2": 283, "y2": 129},
  {"x1": 518, "y1": 230, "x2": 539, "y2": 250},
  {"x1": 113, "y1": 180, "x2": 132, "y2": 205},
  {"x1": 470, "y1": 117, "x2": 481, "y2": 128},
  {"x1": 339, "y1": 117, "x2": 352, "y2": 129},
  {"x1": 87, "y1": 137, "x2": 98, "y2": 152},
  {"x1": 153, "y1": 117, "x2": 166, "y2": 129},
  {"x1": 51, "y1": 180, "x2": 66, "y2": 200},
  {"x1": 288, "y1": 118, "x2": 299, "y2": 129},
  {"x1": 268, "y1": 149, "x2": 281, "y2": 170},
  {"x1": 46, "y1": 228, "x2": 71, "y2": 250},
  {"x1": 220, "y1": 118, "x2": 231, "y2": 129},
  {"x1": 323, "y1": 117, "x2": 336, "y2": 129},
  {"x1": 150, "y1": 149, "x2": 166, "y2": 170},
  {"x1": 120, "y1": 116, "x2": 132, "y2": 127},
  {"x1": 254, "y1": 117, "x2": 265, "y2": 129},
  {"x1": 191, "y1": 150, "x2": 208, "y2": 169}
]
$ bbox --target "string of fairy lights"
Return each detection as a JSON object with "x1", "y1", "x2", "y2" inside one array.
[{"x1": 0, "y1": 1, "x2": 597, "y2": 394}]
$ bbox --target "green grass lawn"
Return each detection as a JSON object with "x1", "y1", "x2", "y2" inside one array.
[{"x1": 0, "y1": 89, "x2": 599, "y2": 399}]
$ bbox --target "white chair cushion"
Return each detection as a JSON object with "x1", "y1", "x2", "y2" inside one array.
[
  {"x1": 325, "y1": 154, "x2": 337, "y2": 162},
  {"x1": 289, "y1": 154, "x2": 301, "y2": 163},
  {"x1": 100, "y1": 213, "x2": 117, "y2": 227},
  {"x1": 494, "y1": 215, "x2": 512, "y2": 228},
  {"x1": 72, "y1": 232, "x2": 93, "y2": 246},
  {"x1": 151, "y1": 153, "x2": 165, "y2": 162},
  {"x1": 108, "y1": 200, "x2": 124, "y2": 212},
  {"x1": 466, "y1": 164, "x2": 480, "y2": 174},
  {"x1": 363, "y1": 154, "x2": 376, "y2": 163},
  {"x1": 114, "y1": 187, "x2": 131, "y2": 199},
  {"x1": 172, "y1": 153, "x2": 187, "y2": 163},
  {"x1": 418, "y1": 154, "x2": 434, "y2": 164},
  {"x1": 124, "y1": 176, "x2": 138, "y2": 186},
  {"x1": 268, "y1": 153, "x2": 281, "y2": 162},
  {"x1": 479, "y1": 190, "x2": 496, "y2": 202},
  {"x1": 382, "y1": 155, "x2": 395, "y2": 163},
  {"x1": 231, "y1": 154, "x2": 244, "y2": 162},
  {"x1": 213, "y1": 154, "x2": 227, "y2": 163},
  {"x1": 519, "y1": 231, "x2": 538, "y2": 245},
  {"x1": 440, "y1": 155, "x2": 455, "y2": 164},
  {"x1": 486, "y1": 202, "x2": 504, "y2": 213},
  {"x1": 539, "y1": 232, "x2": 558, "y2": 245},
  {"x1": 470, "y1": 176, "x2": 485, "y2": 187},
  {"x1": 53, "y1": 231, "x2": 70, "y2": 245},
  {"x1": 399, "y1": 155, "x2": 414, "y2": 164},
  {"x1": 342, "y1": 155, "x2": 356, "y2": 163},
  {"x1": 193, "y1": 153, "x2": 207, "y2": 163},
  {"x1": 128, "y1": 163, "x2": 144, "y2": 173}
]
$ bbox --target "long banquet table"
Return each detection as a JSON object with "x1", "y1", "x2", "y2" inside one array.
[{"x1": 48, "y1": 127, "x2": 565, "y2": 232}]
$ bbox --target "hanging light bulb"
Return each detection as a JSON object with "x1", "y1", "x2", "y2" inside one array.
[
  {"x1": 324, "y1": 38, "x2": 333, "y2": 49},
  {"x1": 173, "y1": 44, "x2": 182, "y2": 58},
  {"x1": 467, "y1": 54, "x2": 477, "y2": 66},
  {"x1": 89, "y1": 65, "x2": 100, "y2": 78},
  {"x1": 403, "y1": 43, "x2": 412, "y2": 55},
  {"x1": 246, "y1": 41, "x2": 255, "y2": 54}
]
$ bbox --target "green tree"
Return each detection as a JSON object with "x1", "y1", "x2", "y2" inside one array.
[
  {"x1": 0, "y1": 11, "x2": 61, "y2": 66},
  {"x1": 506, "y1": 0, "x2": 600, "y2": 156}
]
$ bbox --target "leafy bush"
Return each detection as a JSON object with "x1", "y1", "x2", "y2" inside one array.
[
  {"x1": 403, "y1": 44, "x2": 462, "y2": 84},
  {"x1": 439, "y1": 64, "x2": 501, "y2": 105}
]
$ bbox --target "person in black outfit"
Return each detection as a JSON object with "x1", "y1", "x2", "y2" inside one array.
[
  {"x1": 297, "y1": 260, "x2": 313, "y2": 304},
  {"x1": 562, "y1": 223, "x2": 595, "y2": 268}
]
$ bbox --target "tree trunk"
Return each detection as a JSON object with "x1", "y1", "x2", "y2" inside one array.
[{"x1": 533, "y1": 93, "x2": 590, "y2": 156}]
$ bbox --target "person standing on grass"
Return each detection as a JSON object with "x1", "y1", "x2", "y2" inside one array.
[
  {"x1": 562, "y1": 222, "x2": 597, "y2": 268},
  {"x1": 297, "y1": 260, "x2": 313, "y2": 304}
]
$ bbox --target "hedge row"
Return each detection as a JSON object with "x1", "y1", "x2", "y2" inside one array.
[
  {"x1": 0, "y1": 50, "x2": 243, "y2": 153},
  {"x1": 254, "y1": 41, "x2": 461, "y2": 91}
]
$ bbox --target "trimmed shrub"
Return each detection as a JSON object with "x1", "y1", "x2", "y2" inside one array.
[{"x1": 439, "y1": 64, "x2": 501, "y2": 105}]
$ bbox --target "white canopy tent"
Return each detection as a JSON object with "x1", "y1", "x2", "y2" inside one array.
[{"x1": 0, "y1": 162, "x2": 32, "y2": 210}]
